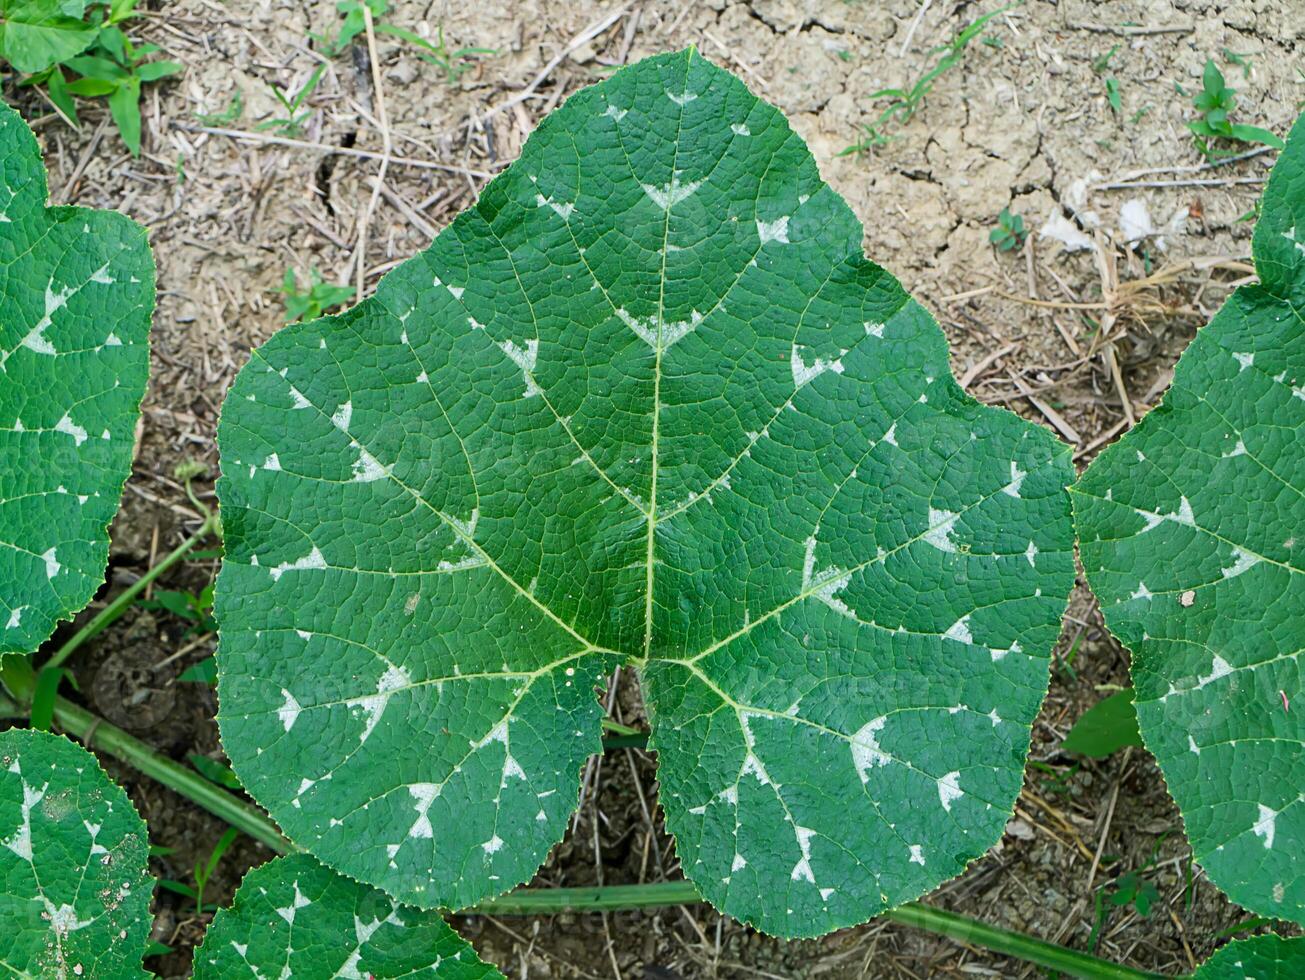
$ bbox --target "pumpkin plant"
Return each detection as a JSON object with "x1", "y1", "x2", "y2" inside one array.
[
  {"x1": 0, "y1": 728, "x2": 153, "y2": 978},
  {"x1": 3, "y1": 49, "x2": 1303, "y2": 980},
  {"x1": 1075, "y1": 113, "x2": 1305, "y2": 927},
  {"x1": 213, "y1": 46, "x2": 1077, "y2": 936},
  {"x1": 0, "y1": 97, "x2": 152, "y2": 656}
]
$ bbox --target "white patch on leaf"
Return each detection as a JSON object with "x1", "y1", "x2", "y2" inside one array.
[
  {"x1": 937, "y1": 771, "x2": 963, "y2": 811},
  {"x1": 802, "y1": 536, "x2": 854, "y2": 618},
  {"x1": 757, "y1": 216, "x2": 790, "y2": 245},
  {"x1": 55, "y1": 413, "x2": 88, "y2": 446},
  {"x1": 1220, "y1": 547, "x2": 1260, "y2": 579},
  {"x1": 791, "y1": 345, "x2": 843, "y2": 388},
  {"x1": 274, "y1": 880, "x2": 312, "y2": 925},
  {"x1": 851, "y1": 717, "x2": 891, "y2": 781},
  {"x1": 407, "y1": 783, "x2": 440, "y2": 839},
  {"x1": 923, "y1": 508, "x2": 959, "y2": 552},
  {"x1": 790, "y1": 826, "x2": 816, "y2": 884},
  {"x1": 1196, "y1": 655, "x2": 1233, "y2": 689},
  {"x1": 348, "y1": 664, "x2": 412, "y2": 744},
  {"x1": 945, "y1": 615, "x2": 973, "y2": 644},
  {"x1": 269, "y1": 546, "x2": 327, "y2": 581},
  {"x1": 640, "y1": 175, "x2": 701, "y2": 210},
  {"x1": 277, "y1": 689, "x2": 301, "y2": 732},
  {"x1": 1003, "y1": 460, "x2": 1026, "y2": 498},
  {"x1": 1, "y1": 778, "x2": 46, "y2": 861},
  {"x1": 1253, "y1": 804, "x2": 1277, "y2": 849}
]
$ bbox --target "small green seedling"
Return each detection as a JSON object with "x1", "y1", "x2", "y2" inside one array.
[
  {"x1": 178, "y1": 655, "x2": 217, "y2": 683},
  {"x1": 158, "y1": 827, "x2": 240, "y2": 914},
  {"x1": 279, "y1": 267, "x2": 355, "y2": 323},
  {"x1": 1090, "y1": 48, "x2": 1122, "y2": 116},
  {"x1": 1187, "y1": 59, "x2": 1284, "y2": 157},
  {"x1": 1222, "y1": 48, "x2": 1253, "y2": 80},
  {"x1": 989, "y1": 207, "x2": 1027, "y2": 252},
  {"x1": 1091, "y1": 45, "x2": 1119, "y2": 74},
  {"x1": 55, "y1": 26, "x2": 181, "y2": 155},
  {"x1": 1029, "y1": 759, "x2": 1081, "y2": 796},
  {"x1": 842, "y1": 4, "x2": 1008, "y2": 155},
  {"x1": 140, "y1": 582, "x2": 215, "y2": 636},
  {"x1": 196, "y1": 89, "x2": 244, "y2": 126},
  {"x1": 255, "y1": 64, "x2": 325, "y2": 138},
  {"x1": 316, "y1": 0, "x2": 493, "y2": 84},
  {"x1": 1104, "y1": 77, "x2": 1121, "y2": 114},
  {"x1": 1090, "y1": 834, "x2": 1170, "y2": 949}
]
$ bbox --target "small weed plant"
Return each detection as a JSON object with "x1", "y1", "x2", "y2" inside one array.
[
  {"x1": 989, "y1": 206, "x2": 1027, "y2": 252},
  {"x1": 279, "y1": 266, "x2": 356, "y2": 322},
  {"x1": 317, "y1": 0, "x2": 493, "y2": 84},
  {"x1": 841, "y1": 5, "x2": 1008, "y2": 155},
  {"x1": 0, "y1": 0, "x2": 179, "y2": 154},
  {"x1": 1188, "y1": 58, "x2": 1285, "y2": 157}
]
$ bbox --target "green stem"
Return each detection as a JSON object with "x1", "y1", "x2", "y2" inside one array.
[
  {"x1": 473, "y1": 882, "x2": 1163, "y2": 980},
  {"x1": 601, "y1": 732, "x2": 649, "y2": 751},
  {"x1": 44, "y1": 513, "x2": 218, "y2": 673},
  {"x1": 1, "y1": 658, "x2": 291, "y2": 855}
]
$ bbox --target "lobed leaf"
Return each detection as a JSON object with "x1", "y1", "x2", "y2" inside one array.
[
  {"x1": 0, "y1": 99, "x2": 154, "y2": 655},
  {"x1": 214, "y1": 49, "x2": 1075, "y2": 937},
  {"x1": 1074, "y1": 114, "x2": 1305, "y2": 924},
  {"x1": 193, "y1": 853, "x2": 502, "y2": 979},
  {"x1": 0, "y1": 728, "x2": 152, "y2": 979}
]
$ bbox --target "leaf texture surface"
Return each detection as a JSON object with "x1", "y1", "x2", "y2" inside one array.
[
  {"x1": 0, "y1": 729, "x2": 152, "y2": 979},
  {"x1": 193, "y1": 854, "x2": 502, "y2": 980},
  {"x1": 0, "y1": 100, "x2": 153, "y2": 655},
  {"x1": 1075, "y1": 114, "x2": 1305, "y2": 925},
  {"x1": 1192, "y1": 935, "x2": 1305, "y2": 979},
  {"x1": 215, "y1": 49, "x2": 1075, "y2": 936}
]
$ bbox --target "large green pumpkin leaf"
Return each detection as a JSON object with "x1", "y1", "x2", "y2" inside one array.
[
  {"x1": 1192, "y1": 935, "x2": 1305, "y2": 979},
  {"x1": 0, "y1": 728, "x2": 152, "y2": 979},
  {"x1": 0, "y1": 99, "x2": 154, "y2": 655},
  {"x1": 215, "y1": 48, "x2": 1074, "y2": 937},
  {"x1": 193, "y1": 854, "x2": 502, "y2": 979},
  {"x1": 1074, "y1": 114, "x2": 1305, "y2": 926}
]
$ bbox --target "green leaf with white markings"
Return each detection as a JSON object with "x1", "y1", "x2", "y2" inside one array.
[
  {"x1": 0, "y1": 728, "x2": 152, "y2": 979},
  {"x1": 1192, "y1": 935, "x2": 1305, "y2": 979},
  {"x1": 193, "y1": 854, "x2": 502, "y2": 980},
  {"x1": 1074, "y1": 114, "x2": 1305, "y2": 925},
  {"x1": 215, "y1": 49, "x2": 1075, "y2": 937},
  {"x1": 0, "y1": 99, "x2": 153, "y2": 655}
]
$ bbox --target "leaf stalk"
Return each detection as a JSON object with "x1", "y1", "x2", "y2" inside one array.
[{"x1": 472, "y1": 882, "x2": 1165, "y2": 979}]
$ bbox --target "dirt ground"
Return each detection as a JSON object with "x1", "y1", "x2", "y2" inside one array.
[{"x1": 10, "y1": 0, "x2": 1304, "y2": 976}]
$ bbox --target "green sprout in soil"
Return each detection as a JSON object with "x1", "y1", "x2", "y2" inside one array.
[
  {"x1": 989, "y1": 207, "x2": 1027, "y2": 252},
  {"x1": 256, "y1": 63, "x2": 326, "y2": 138},
  {"x1": 1188, "y1": 58, "x2": 1284, "y2": 158},
  {"x1": 317, "y1": 0, "x2": 494, "y2": 85},
  {"x1": 279, "y1": 267, "x2": 355, "y2": 323},
  {"x1": 840, "y1": 4, "x2": 1010, "y2": 156},
  {"x1": 1, "y1": 0, "x2": 181, "y2": 155}
]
